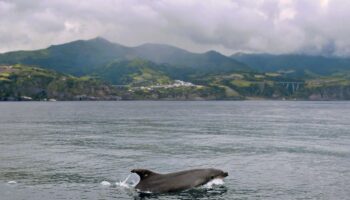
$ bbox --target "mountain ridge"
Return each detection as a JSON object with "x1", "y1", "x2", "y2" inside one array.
[{"x1": 0, "y1": 37, "x2": 250, "y2": 77}]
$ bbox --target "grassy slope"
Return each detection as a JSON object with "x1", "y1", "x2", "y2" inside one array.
[{"x1": 95, "y1": 59, "x2": 173, "y2": 86}]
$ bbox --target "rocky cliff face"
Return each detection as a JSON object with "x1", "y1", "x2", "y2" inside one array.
[
  {"x1": 306, "y1": 86, "x2": 350, "y2": 100},
  {"x1": 0, "y1": 65, "x2": 121, "y2": 101}
]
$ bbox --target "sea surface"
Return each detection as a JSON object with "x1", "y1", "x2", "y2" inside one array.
[{"x1": 0, "y1": 101, "x2": 349, "y2": 200}]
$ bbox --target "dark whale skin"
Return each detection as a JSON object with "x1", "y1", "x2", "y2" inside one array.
[{"x1": 131, "y1": 168, "x2": 228, "y2": 193}]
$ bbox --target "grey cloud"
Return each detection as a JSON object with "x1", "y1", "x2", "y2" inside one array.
[{"x1": 0, "y1": 0, "x2": 350, "y2": 56}]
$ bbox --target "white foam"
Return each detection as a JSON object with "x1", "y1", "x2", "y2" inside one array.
[
  {"x1": 136, "y1": 189, "x2": 152, "y2": 194},
  {"x1": 7, "y1": 181, "x2": 17, "y2": 184},
  {"x1": 100, "y1": 181, "x2": 111, "y2": 186},
  {"x1": 203, "y1": 178, "x2": 224, "y2": 188},
  {"x1": 116, "y1": 180, "x2": 130, "y2": 188}
]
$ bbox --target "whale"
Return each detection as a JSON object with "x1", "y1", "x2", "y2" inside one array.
[{"x1": 130, "y1": 168, "x2": 228, "y2": 193}]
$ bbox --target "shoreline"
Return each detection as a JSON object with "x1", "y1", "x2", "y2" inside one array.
[{"x1": 0, "y1": 99, "x2": 349, "y2": 102}]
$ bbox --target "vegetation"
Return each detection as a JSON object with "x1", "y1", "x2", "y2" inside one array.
[{"x1": 95, "y1": 59, "x2": 173, "y2": 86}]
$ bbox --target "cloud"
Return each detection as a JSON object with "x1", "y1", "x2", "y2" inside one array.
[{"x1": 0, "y1": 0, "x2": 349, "y2": 56}]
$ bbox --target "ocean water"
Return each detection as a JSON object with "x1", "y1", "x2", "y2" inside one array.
[{"x1": 0, "y1": 101, "x2": 349, "y2": 200}]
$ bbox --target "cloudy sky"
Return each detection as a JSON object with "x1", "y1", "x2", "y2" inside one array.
[{"x1": 0, "y1": 0, "x2": 349, "y2": 56}]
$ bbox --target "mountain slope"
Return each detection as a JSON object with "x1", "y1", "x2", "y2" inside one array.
[
  {"x1": 0, "y1": 37, "x2": 131, "y2": 76},
  {"x1": 0, "y1": 38, "x2": 250, "y2": 77}
]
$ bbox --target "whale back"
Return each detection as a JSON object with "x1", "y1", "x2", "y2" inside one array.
[{"x1": 131, "y1": 168, "x2": 226, "y2": 193}]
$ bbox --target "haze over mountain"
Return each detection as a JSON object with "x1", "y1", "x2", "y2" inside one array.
[
  {"x1": 2, "y1": 0, "x2": 350, "y2": 57},
  {"x1": 231, "y1": 53, "x2": 350, "y2": 76}
]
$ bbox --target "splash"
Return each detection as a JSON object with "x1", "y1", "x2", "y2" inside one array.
[
  {"x1": 203, "y1": 178, "x2": 224, "y2": 189},
  {"x1": 7, "y1": 181, "x2": 17, "y2": 184},
  {"x1": 116, "y1": 174, "x2": 130, "y2": 188},
  {"x1": 100, "y1": 181, "x2": 111, "y2": 186},
  {"x1": 116, "y1": 173, "x2": 139, "y2": 188}
]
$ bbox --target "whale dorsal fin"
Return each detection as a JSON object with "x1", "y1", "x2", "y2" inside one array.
[{"x1": 131, "y1": 169, "x2": 157, "y2": 180}]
